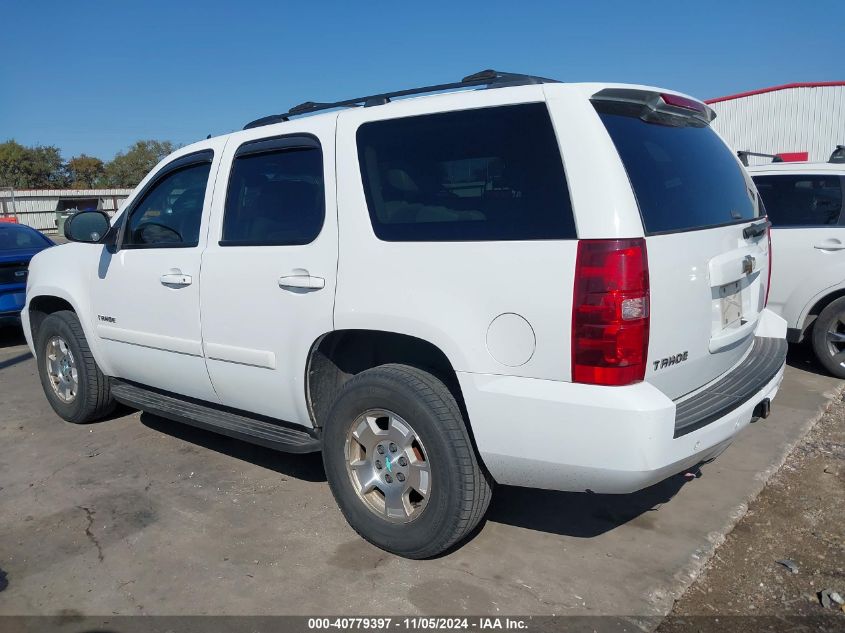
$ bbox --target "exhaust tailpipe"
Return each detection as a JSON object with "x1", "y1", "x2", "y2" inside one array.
[{"x1": 753, "y1": 398, "x2": 771, "y2": 420}]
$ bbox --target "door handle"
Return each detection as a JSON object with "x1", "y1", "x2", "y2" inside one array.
[
  {"x1": 160, "y1": 272, "x2": 193, "y2": 286},
  {"x1": 813, "y1": 240, "x2": 845, "y2": 251},
  {"x1": 278, "y1": 274, "x2": 325, "y2": 290}
]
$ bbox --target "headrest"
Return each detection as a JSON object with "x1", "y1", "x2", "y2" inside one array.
[
  {"x1": 386, "y1": 169, "x2": 419, "y2": 193},
  {"x1": 260, "y1": 180, "x2": 317, "y2": 207}
]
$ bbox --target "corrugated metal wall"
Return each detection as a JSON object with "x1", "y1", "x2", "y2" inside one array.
[
  {"x1": 0, "y1": 189, "x2": 132, "y2": 233},
  {"x1": 710, "y1": 85, "x2": 845, "y2": 166}
]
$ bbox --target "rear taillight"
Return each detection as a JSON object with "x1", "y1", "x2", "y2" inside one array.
[
  {"x1": 572, "y1": 239, "x2": 650, "y2": 386},
  {"x1": 765, "y1": 224, "x2": 772, "y2": 307}
]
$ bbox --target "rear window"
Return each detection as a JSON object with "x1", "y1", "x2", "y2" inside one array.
[
  {"x1": 597, "y1": 110, "x2": 759, "y2": 234},
  {"x1": 752, "y1": 174, "x2": 843, "y2": 227},
  {"x1": 0, "y1": 225, "x2": 50, "y2": 250},
  {"x1": 356, "y1": 103, "x2": 576, "y2": 242}
]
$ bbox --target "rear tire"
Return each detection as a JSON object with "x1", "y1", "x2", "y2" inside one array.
[
  {"x1": 811, "y1": 296, "x2": 845, "y2": 378},
  {"x1": 35, "y1": 310, "x2": 115, "y2": 423},
  {"x1": 322, "y1": 363, "x2": 492, "y2": 559}
]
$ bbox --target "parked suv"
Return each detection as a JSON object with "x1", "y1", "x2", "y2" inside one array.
[
  {"x1": 748, "y1": 157, "x2": 845, "y2": 376},
  {"x1": 24, "y1": 71, "x2": 787, "y2": 558}
]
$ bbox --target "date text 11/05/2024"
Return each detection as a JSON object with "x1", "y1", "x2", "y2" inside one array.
[{"x1": 306, "y1": 617, "x2": 529, "y2": 630}]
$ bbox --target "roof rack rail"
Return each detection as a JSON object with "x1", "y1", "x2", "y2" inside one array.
[
  {"x1": 243, "y1": 69, "x2": 560, "y2": 130},
  {"x1": 737, "y1": 150, "x2": 784, "y2": 167}
]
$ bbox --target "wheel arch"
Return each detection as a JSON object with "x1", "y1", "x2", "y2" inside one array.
[
  {"x1": 797, "y1": 286, "x2": 845, "y2": 341},
  {"x1": 305, "y1": 329, "x2": 468, "y2": 431},
  {"x1": 28, "y1": 294, "x2": 77, "y2": 341},
  {"x1": 26, "y1": 288, "x2": 111, "y2": 376}
]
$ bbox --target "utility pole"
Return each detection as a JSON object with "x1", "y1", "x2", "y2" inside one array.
[{"x1": 0, "y1": 186, "x2": 18, "y2": 223}]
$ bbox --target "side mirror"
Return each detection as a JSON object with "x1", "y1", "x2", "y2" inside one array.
[{"x1": 64, "y1": 210, "x2": 111, "y2": 243}]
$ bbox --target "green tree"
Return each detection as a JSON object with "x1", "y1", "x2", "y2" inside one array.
[
  {"x1": 66, "y1": 154, "x2": 105, "y2": 189},
  {"x1": 102, "y1": 140, "x2": 176, "y2": 187},
  {"x1": 0, "y1": 140, "x2": 68, "y2": 188}
]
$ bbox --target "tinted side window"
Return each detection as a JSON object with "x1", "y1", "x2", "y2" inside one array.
[
  {"x1": 222, "y1": 147, "x2": 324, "y2": 246},
  {"x1": 356, "y1": 104, "x2": 576, "y2": 242},
  {"x1": 126, "y1": 163, "x2": 211, "y2": 247},
  {"x1": 752, "y1": 175, "x2": 843, "y2": 227},
  {"x1": 597, "y1": 110, "x2": 759, "y2": 234}
]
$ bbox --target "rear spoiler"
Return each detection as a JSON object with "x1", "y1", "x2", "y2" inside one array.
[{"x1": 590, "y1": 88, "x2": 716, "y2": 127}]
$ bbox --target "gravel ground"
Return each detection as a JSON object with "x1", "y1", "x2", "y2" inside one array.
[{"x1": 658, "y1": 380, "x2": 845, "y2": 632}]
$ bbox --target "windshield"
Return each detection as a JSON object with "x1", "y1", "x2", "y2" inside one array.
[
  {"x1": 0, "y1": 225, "x2": 51, "y2": 250},
  {"x1": 597, "y1": 109, "x2": 760, "y2": 234}
]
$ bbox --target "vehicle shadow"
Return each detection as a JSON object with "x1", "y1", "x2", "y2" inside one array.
[
  {"x1": 484, "y1": 472, "x2": 690, "y2": 539},
  {"x1": 0, "y1": 323, "x2": 27, "y2": 349},
  {"x1": 140, "y1": 406, "x2": 692, "y2": 539},
  {"x1": 0, "y1": 324, "x2": 31, "y2": 371},
  {"x1": 138, "y1": 411, "x2": 327, "y2": 482},
  {"x1": 785, "y1": 339, "x2": 829, "y2": 377},
  {"x1": 0, "y1": 351, "x2": 31, "y2": 371}
]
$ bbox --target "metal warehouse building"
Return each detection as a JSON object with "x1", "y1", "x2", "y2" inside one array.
[
  {"x1": 707, "y1": 81, "x2": 845, "y2": 166},
  {"x1": 0, "y1": 188, "x2": 132, "y2": 234}
]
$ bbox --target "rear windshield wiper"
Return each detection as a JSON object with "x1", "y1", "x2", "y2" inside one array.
[{"x1": 743, "y1": 219, "x2": 771, "y2": 239}]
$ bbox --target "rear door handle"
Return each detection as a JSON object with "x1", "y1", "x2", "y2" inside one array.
[
  {"x1": 160, "y1": 273, "x2": 193, "y2": 286},
  {"x1": 813, "y1": 240, "x2": 845, "y2": 251},
  {"x1": 278, "y1": 274, "x2": 325, "y2": 290}
]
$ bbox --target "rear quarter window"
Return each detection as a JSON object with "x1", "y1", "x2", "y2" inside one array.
[
  {"x1": 752, "y1": 174, "x2": 843, "y2": 227},
  {"x1": 356, "y1": 103, "x2": 576, "y2": 242},
  {"x1": 597, "y1": 109, "x2": 759, "y2": 234}
]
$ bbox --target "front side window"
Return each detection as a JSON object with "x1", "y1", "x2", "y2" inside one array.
[
  {"x1": 222, "y1": 146, "x2": 324, "y2": 246},
  {"x1": 125, "y1": 162, "x2": 211, "y2": 247},
  {"x1": 356, "y1": 103, "x2": 576, "y2": 242},
  {"x1": 752, "y1": 174, "x2": 843, "y2": 227}
]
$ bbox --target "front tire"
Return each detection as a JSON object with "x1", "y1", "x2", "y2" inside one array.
[
  {"x1": 35, "y1": 310, "x2": 115, "y2": 423},
  {"x1": 322, "y1": 364, "x2": 492, "y2": 559}
]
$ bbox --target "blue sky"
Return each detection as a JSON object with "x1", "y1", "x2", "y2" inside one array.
[{"x1": 2, "y1": 0, "x2": 843, "y2": 160}]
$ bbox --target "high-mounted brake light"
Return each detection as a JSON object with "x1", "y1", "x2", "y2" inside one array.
[
  {"x1": 572, "y1": 239, "x2": 650, "y2": 386},
  {"x1": 591, "y1": 88, "x2": 716, "y2": 126},
  {"x1": 659, "y1": 93, "x2": 706, "y2": 114}
]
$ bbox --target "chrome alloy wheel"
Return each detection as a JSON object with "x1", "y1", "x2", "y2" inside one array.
[
  {"x1": 345, "y1": 409, "x2": 432, "y2": 523},
  {"x1": 826, "y1": 313, "x2": 845, "y2": 367},
  {"x1": 45, "y1": 336, "x2": 78, "y2": 403}
]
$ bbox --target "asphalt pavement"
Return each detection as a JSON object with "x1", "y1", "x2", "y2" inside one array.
[{"x1": 0, "y1": 326, "x2": 840, "y2": 618}]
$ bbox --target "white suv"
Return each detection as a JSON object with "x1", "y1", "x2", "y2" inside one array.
[
  {"x1": 23, "y1": 70, "x2": 787, "y2": 558},
  {"x1": 748, "y1": 157, "x2": 845, "y2": 376}
]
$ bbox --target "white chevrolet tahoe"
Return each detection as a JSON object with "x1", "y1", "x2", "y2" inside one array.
[
  {"x1": 24, "y1": 70, "x2": 787, "y2": 558},
  {"x1": 747, "y1": 156, "x2": 845, "y2": 376}
]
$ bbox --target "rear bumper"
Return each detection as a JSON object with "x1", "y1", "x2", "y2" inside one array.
[
  {"x1": 458, "y1": 311, "x2": 788, "y2": 494},
  {"x1": 674, "y1": 336, "x2": 787, "y2": 437}
]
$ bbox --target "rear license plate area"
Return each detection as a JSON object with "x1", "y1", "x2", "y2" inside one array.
[{"x1": 719, "y1": 281, "x2": 743, "y2": 328}]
